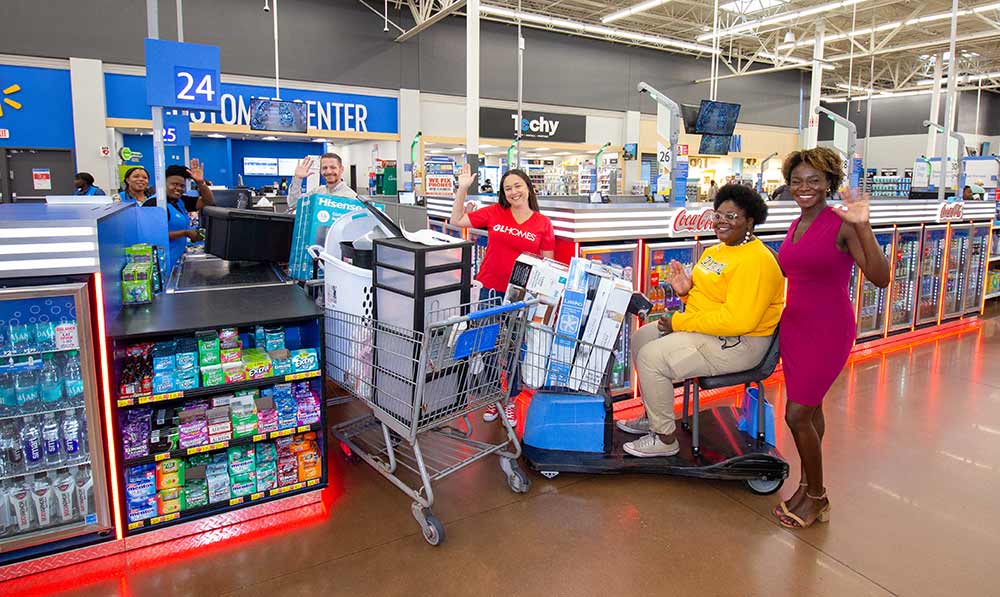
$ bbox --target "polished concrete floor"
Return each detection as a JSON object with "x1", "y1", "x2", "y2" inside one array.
[{"x1": 4, "y1": 323, "x2": 999, "y2": 597}]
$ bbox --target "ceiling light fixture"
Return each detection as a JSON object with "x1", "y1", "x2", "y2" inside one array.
[
  {"x1": 261, "y1": 135, "x2": 279, "y2": 141},
  {"x1": 783, "y1": 30, "x2": 795, "y2": 43},
  {"x1": 777, "y1": 1, "x2": 1000, "y2": 50},
  {"x1": 601, "y1": 0, "x2": 672, "y2": 24},
  {"x1": 697, "y1": 0, "x2": 870, "y2": 42},
  {"x1": 481, "y1": 5, "x2": 720, "y2": 54},
  {"x1": 207, "y1": 133, "x2": 227, "y2": 139}
]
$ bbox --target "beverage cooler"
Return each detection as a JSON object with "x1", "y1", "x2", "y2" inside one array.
[
  {"x1": 917, "y1": 226, "x2": 948, "y2": 326},
  {"x1": 964, "y1": 224, "x2": 990, "y2": 314},
  {"x1": 581, "y1": 244, "x2": 640, "y2": 397},
  {"x1": 889, "y1": 228, "x2": 922, "y2": 332},
  {"x1": 942, "y1": 225, "x2": 971, "y2": 319},
  {"x1": 0, "y1": 284, "x2": 112, "y2": 558},
  {"x1": 856, "y1": 232, "x2": 894, "y2": 339}
]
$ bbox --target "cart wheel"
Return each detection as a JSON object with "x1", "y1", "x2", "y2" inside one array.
[
  {"x1": 339, "y1": 441, "x2": 360, "y2": 464},
  {"x1": 411, "y1": 504, "x2": 445, "y2": 546},
  {"x1": 500, "y1": 457, "x2": 531, "y2": 493},
  {"x1": 540, "y1": 471, "x2": 560, "y2": 480},
  {"x1": 745, "y1": 477, "x2": 783, "y2": 495}
]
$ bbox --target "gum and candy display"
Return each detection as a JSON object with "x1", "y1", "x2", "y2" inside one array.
[
  {"x1": 118, "y1": 381, "x2": 322, "y2": 458},
  {"x1": 119, "y1": 325, "x2": 319, "y2": 399}
]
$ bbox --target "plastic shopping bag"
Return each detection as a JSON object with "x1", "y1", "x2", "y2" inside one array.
[{"x1": 737, "y1": 386, "x2": 776, "y2": 446}]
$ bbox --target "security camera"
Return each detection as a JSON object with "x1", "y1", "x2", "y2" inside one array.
[{"x1": 263, "y1": 0, "x2": 270, "y2": 12}]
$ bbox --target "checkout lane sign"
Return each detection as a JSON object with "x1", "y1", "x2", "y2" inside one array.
[{"x1": 144, "y1": 39, "x2": 222, "y2": 112}]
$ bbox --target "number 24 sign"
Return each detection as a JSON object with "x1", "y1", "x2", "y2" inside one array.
[{"x1": 145, "y1": 38, "x2": 222, "y2": 112}]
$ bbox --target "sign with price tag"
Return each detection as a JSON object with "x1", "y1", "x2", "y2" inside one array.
[
  {"x1": 161, "y1": 112, "x2": 191, "y2": 146},
  {"x1": 145, "y1": 39, "x2": 221, "y2": 111}
]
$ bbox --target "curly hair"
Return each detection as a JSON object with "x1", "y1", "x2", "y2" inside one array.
[
  {"x1": 782, "y1": 147, "x2": 843, "y2": 194},
  {"x1": 714, "y1": 183, "x2": 768, "y2": 228}
]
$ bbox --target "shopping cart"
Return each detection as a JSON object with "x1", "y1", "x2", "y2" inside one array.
[{"x1": 327, "y1": 298, "x2": 535, "y2": 545}]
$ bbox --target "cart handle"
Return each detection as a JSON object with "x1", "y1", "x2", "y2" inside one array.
[{"x1": 467, "y1": 300, "x2": 529, "y2": 321}]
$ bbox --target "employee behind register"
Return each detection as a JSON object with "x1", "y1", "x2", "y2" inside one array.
[
  {"x1": 163, "y1": 160, "x2": 215, "y2": 271},
  {"x1": 287, "y1": 153, "x2": 357, "y2": 215}
]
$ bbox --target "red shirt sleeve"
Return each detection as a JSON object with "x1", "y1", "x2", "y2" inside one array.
[
  {"x1": 467, "y1": 204, "x2": 496, "y2": 229},
  {"x1": 539, "y1": 215, "x2": 556, "y2": 252}
]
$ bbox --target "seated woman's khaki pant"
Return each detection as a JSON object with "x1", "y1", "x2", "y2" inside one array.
[{"x1": 631, "y1": 322, "x2": 771, "y2": 436}]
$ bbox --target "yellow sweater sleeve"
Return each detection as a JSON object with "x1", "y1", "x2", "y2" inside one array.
[{"x1": 670, "y1": 252, "x2": 780, "y2": 337}]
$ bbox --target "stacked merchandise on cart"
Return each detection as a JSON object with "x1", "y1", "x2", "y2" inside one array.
[{"x1": 113, "y1": 322, "x2": 325, "y2": 533}]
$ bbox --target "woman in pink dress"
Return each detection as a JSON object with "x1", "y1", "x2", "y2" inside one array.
[{"x1": 774, "y1": 148, "x2": 890, "y2": 529}]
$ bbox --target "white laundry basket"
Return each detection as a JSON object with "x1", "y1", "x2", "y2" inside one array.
[{"x1": 309, "y1": 244, "x2": 375, "y2": 402}]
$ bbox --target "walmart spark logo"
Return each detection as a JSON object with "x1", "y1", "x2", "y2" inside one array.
[{"x1": 0, "y1": 84, "x2": 23, "y2": 118}]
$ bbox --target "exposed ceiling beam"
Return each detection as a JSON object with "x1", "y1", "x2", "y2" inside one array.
[
  {"x1": 395, "y1": 0, "x2": 467, "y2": 41},
  {"x1": 358, "y1": 0, "x2": 407, "y2": 32}
]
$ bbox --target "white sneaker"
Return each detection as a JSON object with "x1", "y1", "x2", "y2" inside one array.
[
  {"x1": 616, "y1": 415, "x2": 650, "y2": 435},
  {"x1": 623, "y1": 432, "x2": 680, "y2": 458},
  {"x1": 504, "y1": 403, "x2": 518, "y2": 427},
  {"x1": 483, "y1": 403, "x2": 499, "y2": 422}
]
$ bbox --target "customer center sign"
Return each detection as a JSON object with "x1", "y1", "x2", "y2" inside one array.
[
  {"x1": 106, "y1": 74, "x2": 398, "y2": 134},
  {"x1": 479, "y1": 107, "x2": 586, "y2": 143}
]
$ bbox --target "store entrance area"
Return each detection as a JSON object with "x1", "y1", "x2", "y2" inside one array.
[{"x1": 5, "y1": 325, "x2": 994, "y2": 597}]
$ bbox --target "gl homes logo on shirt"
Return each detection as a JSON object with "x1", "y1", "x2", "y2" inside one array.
[{"x1": 493, "y1": 224, "x2": 538, "y2": 242}]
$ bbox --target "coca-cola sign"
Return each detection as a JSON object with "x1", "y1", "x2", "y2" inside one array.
[
  {"x1": 670, "y1": 207, "x2": 716, "y2": 236},
  {"x1": 937, "y1": 202, "x2": 964, "y2": 222}
]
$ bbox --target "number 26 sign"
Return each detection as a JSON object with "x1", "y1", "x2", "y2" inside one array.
[{"x1": 145, "y1": 38, "x2": 221, "y2": 112}]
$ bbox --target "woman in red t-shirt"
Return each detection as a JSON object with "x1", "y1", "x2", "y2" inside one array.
[{"x1": 450, "y1": 163, "x2": 555, "y2": 425}]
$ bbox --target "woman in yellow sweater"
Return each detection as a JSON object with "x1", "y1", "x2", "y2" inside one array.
[{"x1": 621, "y1": 184, "x2": 785, "y2": 457}]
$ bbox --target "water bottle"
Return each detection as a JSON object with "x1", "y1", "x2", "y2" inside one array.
[
  {"x1": 15, "y1": 368, "x2": 39, "y2": 412},
  {"x1": 611, "y1": 351, "x2": 624, "y2": 388},
  {"x1": 39, "y1": 355, "x2": 63, "y2": 406},
  {"x1": 63, "y1": 351, "x2": 84, "y2": 402},
  {"x1": 41, "y1": 413, "x2": 62, "y2": 467},
  {"x1": 0, "y1": 327, "x2": 9, "y2": 356},
  {"x1": 1, "y1": 422, "x2": 25, "y2": 477},
  {"x1": 20, "y1": 417, "x2": 43, "y2": 471},
  {"x1": 35, "y1": 322, "x2": 56, "y2": 351},
  {"x1": 61, "y1": 410, "x2": 82, "y2": 462},
  {"x1": 0, "y1": 372, "x2": 16, "y2": 416},
  {"x1": 9, "y1": 323, "x2": 30, "y2": 354}
]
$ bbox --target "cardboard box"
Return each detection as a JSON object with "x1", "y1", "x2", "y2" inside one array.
[
  {"x1": 546, "y1": 258, "x2": 591, "y2": 387},
  {"x1": 569, "y1": 276, "x2": 616, "y2": 390},
  {"x1": 504, "y1": 255, "x2": 569, "y2": 388},
  {"x1": 579, "y1": 279, "x2": 633, "y2": 393}
]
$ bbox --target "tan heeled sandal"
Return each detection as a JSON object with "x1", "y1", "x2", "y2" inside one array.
[
  {"x1": 772, "y1": 482, "x2": 808, "y2": 518},
  {"x1": 776, "y1": 491, "x2": 831, "y2": 529}
]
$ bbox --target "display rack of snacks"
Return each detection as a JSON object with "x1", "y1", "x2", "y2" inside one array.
[
  {"x1": 869, "y1": 176, "x2": 912, "y2": 198},
  {"x1": 110, "y1": 305, "x2": 326, "y2": 535}
]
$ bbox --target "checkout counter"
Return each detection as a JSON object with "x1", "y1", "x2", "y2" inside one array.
[
  {"x1": 425, "y1": 195, "x2": 995, "y2": 400},
  {"x1": 0, "y1": 201, "x2": 327, "y2": 581}
]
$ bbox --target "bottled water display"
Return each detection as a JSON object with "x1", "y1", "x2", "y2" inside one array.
[{"x1": 0, "y1": 295, "x2": 93, "y2": 540}]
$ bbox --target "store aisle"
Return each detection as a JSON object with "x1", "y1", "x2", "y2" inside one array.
[{"x1": 5, "y1": 324, "x2": 998, "y2": 597}]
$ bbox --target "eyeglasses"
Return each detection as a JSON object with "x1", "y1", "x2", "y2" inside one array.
[{"x1": 712, "y1": 212, "x2": 741, "y2": 222}]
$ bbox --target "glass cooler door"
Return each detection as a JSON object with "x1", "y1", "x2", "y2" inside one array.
[
  {"x1": 645, "y1": 241, "x2": 699, "y2": 316},
  {"x1": 581, "y1": 244, "x2": 639, "y2": 397},
  {"x1": 0, "y1": 283, "x2": 112, "y2": 556},
  {"x1": 889, "y1": 228, "x2": 922, "y2": 332},
  {"x1": 917, "y1": 226, "x2": 948, "y2": 325},
  {"x1": 964, "y1": 224, "x2": 990, "y2": 313},
  {"x1": 856, "y1": 231, "x2": 894, "y2": 339},
  {"x1": 942, "y1": 225, "x2": 971, "y2": 319}
]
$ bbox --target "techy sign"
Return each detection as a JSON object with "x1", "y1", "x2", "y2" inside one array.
[{"x1": 512, "y1": 114, "x2": 560, "y2": 137}]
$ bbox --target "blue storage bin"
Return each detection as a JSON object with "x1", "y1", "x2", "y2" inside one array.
[{"x1": 522, "y1": 391, "x2": 606, "y2": 453}]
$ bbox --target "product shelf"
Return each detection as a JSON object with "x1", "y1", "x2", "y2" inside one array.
[
  {"x1": 122, "y1": 422, "x2": 322, "y2": 467},
  {"x1": 985, "y1": 291, "x2": 1000, "y2": 300},
  {"x1": 116, "y1": 369, "x2": 321, "y2": 407},
  {"x1": 0, "y1": 401, "x2": 87, "y2": 422},
  {"x1": 125, "y1": 477, "x2": 322, "y2": 532},
  {"x1": 0, "y1": 457, "x2": 92, "y2": 483}
]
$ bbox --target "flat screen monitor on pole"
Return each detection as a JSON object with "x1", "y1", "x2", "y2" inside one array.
[
  {"x1": 681, "y1": 104, "x2": 701, "y2": 134},
  {"x1": 695, "y1": 100, "x2": 741, "y2": 136},
  {"x1": 699, "y1": 135, "x2": 732, "y2": 156},
  {"x1": 249, "y1": 98, "x2": 308, "y2": 133}
]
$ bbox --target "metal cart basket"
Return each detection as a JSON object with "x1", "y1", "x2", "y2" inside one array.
[{"x1": 327, "y1": 298, "x2": 535, "y2": 545}]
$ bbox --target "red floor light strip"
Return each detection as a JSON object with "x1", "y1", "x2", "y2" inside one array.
[{"x1": 93, "y1": 273, "x2": 125, "y2": 540}]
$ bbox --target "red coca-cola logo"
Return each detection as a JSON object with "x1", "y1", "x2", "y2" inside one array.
[
  {"x1": 938, "y1": 202, "x2": 964, "y2": 221},
  {"x1": 672, "y1": 208, "x2": 716, "y2": 233}
]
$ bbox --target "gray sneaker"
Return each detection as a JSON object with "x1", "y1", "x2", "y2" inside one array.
[
  {"x1": 616, "y1": 415, "x2": 651, "y2": 435},
  {"x1": 623, "y1": 432, "x2": 680, "y2": 458}
]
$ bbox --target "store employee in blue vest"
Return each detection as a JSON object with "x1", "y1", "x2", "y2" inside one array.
[
  {"x1": 163, "y1": 160, "x2": 215, "y2": 270},
  {"x1": 74, "y1": 172, "x2": 105, "y2": 196}
]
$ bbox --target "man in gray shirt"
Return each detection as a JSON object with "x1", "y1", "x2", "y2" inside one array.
[{"x1": 288, "y1": 152, "x2": 358, "y2": 214}]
